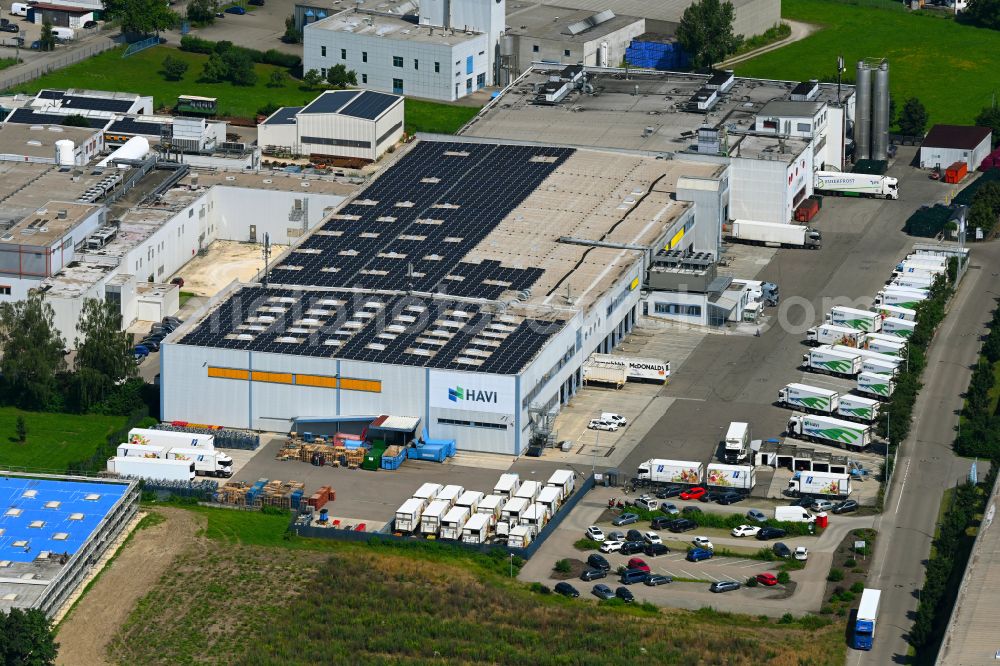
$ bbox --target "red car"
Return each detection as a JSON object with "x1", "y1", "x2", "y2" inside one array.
[
  {"x1": 627, "y1": 557, "x2": 650, "y2": 573},
  {"x1": 755, "y1": 572, "x2": 778, "y2": 587},
  {"x1": 679, "y1": 486, "x2": 707, "y2": 501}
]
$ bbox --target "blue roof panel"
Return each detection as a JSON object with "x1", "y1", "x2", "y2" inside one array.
[
  {"x1": 262, "y1": 106, "x2": 302, "y2": 125},
  {"x1": 338, "y1": 91, "x2": 399, "y2": 120},
  {"x1": 300, "y1": 90, "x2": 360, "y2": 115}
]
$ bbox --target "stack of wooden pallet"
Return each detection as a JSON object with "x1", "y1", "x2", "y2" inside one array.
[
  {"x1": 261, "y1": 479, "x2": 306, "y2": 509},
  {"x1": 276, "y1": 443, "x2": 301, "y2": 461},
  {"x1": 217, "y1": 481, "x2": 250, "y2": 505},
  {"x1": 345, "y1": 448, "x2": 365, "y2": 469}
]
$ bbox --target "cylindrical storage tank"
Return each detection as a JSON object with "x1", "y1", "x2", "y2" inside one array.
[
  {"x1": 501, "y1": 34, "x2": 514, "y2": 57},
  {"x1": 96, "y1": 135, "x2": 150, "y2": 169},
  {"x1": 854, "y1": 61, "x2": 871, "y2": 161},
  {"x1": 54, "y1": 139, "x2": 74, "y2": 166},
  {"x1": 599, "y1": 41, "x2": 609, "y2": 67},
  {"x1": 871, "y1": 61, "x2": 890, "y2": 160}
]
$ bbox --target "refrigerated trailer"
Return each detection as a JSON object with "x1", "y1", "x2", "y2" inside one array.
[
  {"x1": 128, "y1": 428, "x2": 215, "y2": 449},
  {"x1": 413, "y1": 483, "x2": 444, "y2": 502},
  {"x1": 165, "y1": 447, "x2": 233, "y2": 477},
  {"x1": 806, "y1": 324, "x2": 866, "y2": 347},
  {"x1": 826, "y1": 307, "x2": 883, "y2": 332},
  {"x1": 498, "y1": 497, "x2": 530, "y2": 536},
  {"x1": 456, "y1": 490, "x2": 484, "y2": 513},
  {"x1": 853, "y1": 589, "x2": 882, "y2": 650},
  {"x1": 727, "y1": 219, "x2": 821, "y2": 248},
  {"x1": 814, "y1": 171, "x2": 898, "y2": 199},
  {"x1": 787, "y1": 470, "x2": 852, "y2": 497},
  {"x1": 636, "y1": 459, "x2": 704, "y2": 485},
  {"x1": 896, "y1": 254, "x2": 947, "y2": 271},
  {"x1": 802, "y1": 347, "x2": 864, "y2": 376},
  {"x1": 874, "y1": 288, "x2": 928, "y2": 310},
  {"x1": 546, "y1": 469, "x2": 576, "y2": 500},
  {"x1": 881, "y1": 317, "x2": 916, "y2": 338},
  {"x1": 857, "y1": 372, "x2": 895, "y2": 399},
  {"x1": 587, "y1": 353, "x2": 670, "y2": 383},
  {"x1": 461, "y1": 513, "x2": 491, "y2": 544},
  {"x1": 864, "y1": 336, "x2": 906, "y2": 357},
  {"x1": 838, "y1": 395, "x2": 881, "y2": 423},
  {"x1": 877, "y1": 304, "x2": 917, "y2": 322},
  {"x1": 493, "y1": 474, "x2": 520, "y2": 499},
  {"x1": 723, "y1": 422, "x2": 750, "y2": 463},
  {"x1": 862, "y1": 358, "x2": 900, "y2": 377},
  {"x1": 705, "y1": 464, "x2": 756, "y2": 491},
  {"x1": 891, "y1": 275, "x2": 934, "y2": 290},
  {"x1": 107, "y1": 456, "x2": 195, "y2": 482},
  {"x1": 420, "y1": 499, "x2": 451, "y2": 535},
  {"x1": 831, "y1": 345, "x2": 903, "y2": 368},
  {"x1": 440, "y1": 506, "x2": 471, "y2": 540},
  {"x1": 115, "y1": 443, "x2": 166, "y2": 458},
  {"x1": 478, "y1": 495, "x2": 506, "y2": 524},
  {"x1": 395, "y1": 497, "x2": 426, "y2": 532},
  {"x1": 786, "y1": 414, "x2": 873, "y2": 449},
  {"x1": 777, "y1": 383, "x2": 839, "y2": 414}
]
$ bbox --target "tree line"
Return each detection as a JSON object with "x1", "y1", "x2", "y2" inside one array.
[{"x1": 0, "y1": 294, "x2": 143, "y2": 415}]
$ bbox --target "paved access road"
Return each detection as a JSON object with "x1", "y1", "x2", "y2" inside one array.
[{"x1": 854, "y1": 243, "x2": 998, "y2": 666}]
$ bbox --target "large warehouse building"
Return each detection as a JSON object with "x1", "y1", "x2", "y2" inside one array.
[{"x1": 161, "y1": 139, "x2": 727, "y2": 454}]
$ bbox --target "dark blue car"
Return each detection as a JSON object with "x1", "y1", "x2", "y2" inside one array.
[
  {"x1": 686, "y1": 547, "x2": 713, "y2": 562},
  {"x1": 224, "y1": 5, "x2": 246, "y2": 13}
]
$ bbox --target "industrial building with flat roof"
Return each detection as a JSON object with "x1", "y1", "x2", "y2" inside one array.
[{"x1": 161, "y1": 138, "x2": 727, "y2": 454}]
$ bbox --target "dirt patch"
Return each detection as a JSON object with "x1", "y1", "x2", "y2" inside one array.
[
  {"x1": 174, "y1": 240, "x2": 283, "y2": 297},
  {"x1": 55, "y1": 508, "x2": 204, "y2": 666},
  {"x1": 550, "y1": 558, "x2": 589, "y2": 580}
]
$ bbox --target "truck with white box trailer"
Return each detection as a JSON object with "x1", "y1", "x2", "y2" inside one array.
[
  {"x1": 881, "y1": 317, "x2": 916, "y2": 338},
  {"x1": 864, "y1": 336, "x2": 906, "y2": 357},
  {"x1": 581, "y1": 360, "x2": 627, "y2": 388},
  {"x1": 165, "y1": 447, "x2": 233, "y2": 477},
  {"x1": 116, "y1": 443, "x2": 166, "y2": 458},
  {"x1": 107, "y1": 456, "x2": 195, "y2": 482},
  {"x1": 806, "y1": 324, "x2": 866, "y2": 347},
  {"x1": 440, "y1": 506, "x2": 471, "y2": 540},
  {"x1": 128, "y1": 428, "x2": 214, "y2": 450},
  {"x1": 546, "y1": 469, "x2": 576, "y2": 499},
  {"x1": 813, "y1": 171, "x2": 898, "y2": 199},
  {"x1": 894, "y1": 261, "x2": 944, "y2": 278},
  {"x1": 826, "y1": 307, "x2": 883, "y2": 332},
  {"x1": 862, "y1": 357, "x2": 900, "y2": 377},
  {"x1": 395, "y1": 497, "x2": 426, "y2": 532},
  {"x1": 514, "y1": 480, "x2": 542, "y2": 503},
  {"x1": 478, "y1": 495, "x2": 506, "y2": 524},
  {"x1": 493, "y1": 474, "x2": 520, "y2": 499},
  {"x1": 536, "y1": 486, "x2": 562, "y2": 517},
  {"x1": 520, "y1": 503, "x2": 548, "y2": 533},
  {"x1": 853, "y1": 589, "x2": 881, "y2": 650},
  {"x1": 461, "y1": 513, "x2": 491, "y2": 544},
  {"x1": 586, "y1": 353, "x2": 670, "y2": 383},
  {"x1": 728, "y1": 219, "x2": 821, "y2": 249},
  {"x1": 891, "y1": 275, "x2": 934, "y2": 290},
  {"x1": 455, "y1": 490, "x2": 484, "y2": 513},
  {"x1": 636, "y1": 459, "x2": 704, "y2": 485},
  {"x1": 420, "y1": 499, "x2": 451, "y2": 535},
  {"x1": 897, "y1": 254, "x2": 947, "y2": 271},
  {"x1": 723, "y1": 422, "x2": 750, "y2": 463},
  {"x1": 498, "y1": 497, "x2": 530, "y2": 536},
  {"x1": 786, "y1": 414, "x2": 873, "y2": 449},
  {"x1": 437, "y1": 485, "x2": 465, "y2": 507},
  {"x1": 877, "y1": 304, "x2": 917, "y2": 322},
  {"x1": 857, "y1": 372, "x2": 895, "y2": 399},
  {"x1": 838, "y1": 395, "x2": 881, "y2": 423},
  {"x1": 787, "y1": 471, "x2": 852, "y2": 498},
  {"x1": 777, "y1": 383, "x2": 839, "y2": 414},
  {"x1": 705, "y1": 464, "x2": 756, "y2": 492},
  {"x1": 507, "y1": 525, "x2": 533, "y2": 548},
  {"x1": 831, "y1": 345, "x2": 903, "y2": 368},
  {"x1": 874, "y1": 288, "x2": 927, "y2": 310},
  {"x1": 802, "y1": 347, "x2": 863, "y2": 376}
]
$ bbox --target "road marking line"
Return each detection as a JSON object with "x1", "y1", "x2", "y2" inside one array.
[
  {"x1": 679, "y1": 568, "x2": 699, "y2": 579},
  {"x1": 705, "y1": 572, "x2": 720, "y2": 582},
  {"x1": 894, "y1": 458, "x2": 912, "y2": 514}
]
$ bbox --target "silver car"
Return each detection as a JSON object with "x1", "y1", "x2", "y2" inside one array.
[{"x1": 746, "y1": 509, "x2": 767, "y2": 523}]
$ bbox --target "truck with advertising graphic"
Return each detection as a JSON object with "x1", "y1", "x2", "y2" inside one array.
[
  {"x1": 838, "y1": 395, "x2": 881, "y2": 423},
  {"x1": 825, "y1": 306, "x2": 883, "y2": 332},
  {"x1": 881, "y1": 317, "x2": 915, "y2": 338},
  {"x1": 705, "y1": 464, "x2": 755, "y2": 491},
  {"x1": 777, "y1": 383, "x2": 839, "y2": 414},
  {"x1": 164, "y1": 447, "x2": 233, "y2": 477},
  {"x1": 805, "y1": 324, "x2": 866, "y2": 347},
  {"x1": 813, "y1": 171, "x2": 898, "y2": 199},
  {"x1": 896, "y1": 254, "x2": 946, "y2": 271},
  {"x1": 636, "y1": 459, "x2": 704, "y2": 485},
  {"x1": 863, "y1": 335, "x2": 906, "y2": 357},
  {"x1": 894, "y1": 261, "x2": 945, "y2": 278},
  {"x1": 857, "y1": 372, "x2": 895, "y2": 399},
  {"x1": 128, "y1": 427, "x2": 215, "y2": 450},
  {"x1": 891, "y1": 275, "x2": 934, "y2": 290},
  {"x1": 587, "y1": 353, "x2": 670, "y2": 383},
  {"x1": 787, "y1": 470, "x2": 852, "y2": 497},
  {"x1": 874, "y1": 288, "x2": 928, "y2": 310},
  {"x1": 107, "y1": 456, "x2": 196, "y2": 482},
  {"x1": 802, "y1": 347, "x2": 863, "y2": 377},
  {"x1": 862, "y1": 357, "x2": 900, "y2": 376},
  {"x1": 877, "y1": 304, "x2": 917, "y2": 322},
  {"x1": 832, "y1": 345, "x2": 903, "y2": 368},
  {"x1": 786, "y1": 414, "x2": 873, "y2": 449}
]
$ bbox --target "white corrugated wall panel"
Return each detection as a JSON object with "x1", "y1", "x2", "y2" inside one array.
[{"x1": 162, "y1": 344, "x2": 252, "y2": 428}]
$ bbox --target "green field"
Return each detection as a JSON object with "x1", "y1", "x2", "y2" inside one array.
[
  {"x1": 0, "y1": 407, "x2": 125, "y2": 472},
  {"x1": 106, "y1": 505, "x2": 847, "y2": 665},
  {"x1": 13, "y1": 46, "x2": 479, "y2": 133},
  {"x1": 736, "y1": 0, "x2": 1000, "y2": 126}
]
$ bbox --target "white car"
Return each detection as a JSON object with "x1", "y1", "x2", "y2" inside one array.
[
  {"x1": 692, "y1": 536, "x2": 714, "y2": 550},
  {"x1": 794, "y1": 546, "x2": 809, "y2": 561},
  {"x1": 600, "y1": 540, "x2": 624, "y2": 553},
  {"x1": 588, "y1": 419, "x2": 618, "y2": 432},
  {"x1": 586, "y1": 525, "x2": 605, "y2": 542},
  {"x1": 601, "y1": 412, "x2": 628, "y2": 426},
  {"x1": 731, "y1": 524, "x2": 761, "y2": 538},
  {"x1": 643, "y1": 531, "x2": 662, "y2": 546}
]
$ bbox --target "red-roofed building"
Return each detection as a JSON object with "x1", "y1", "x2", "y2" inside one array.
[{"x1": 919, "y1": 124, "x2": 993, "y2": 172}]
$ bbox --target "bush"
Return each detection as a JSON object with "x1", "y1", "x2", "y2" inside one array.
[
  {"x1": 844, "y1": 558, "x2": 857, "y2": 568},
  {"x1": 180, "y1": 34, "x2": 301, "y2": 68},
  {"x1": 180, "y1": 35, "x2": 214, "y2": 54},
  {"x1": 827, "y1": 568, "x2": 844, "y2": 582},
  {"x1": 529, "y1": 582, "x2": 550, "y2": 594},
  {"x1": 850, "y1": 582, "x2": 865, "y2": 594},
  {"x1": 820, "y1": 604, "x2": 833, "y2": 615},
  {"x1": 573, "y1": 538, "x2": 598, "y2": 551},
  {"x1": 554, "y1": 559, "x2": 571, "y2": 574},
  {"x1": 639, "y1": 601, "x2": 659, "y2": 614},
  {"x1": 745, "y1": 576, "x2": 758, "y2": 587},
  {"x1": 162, "y1": 54, "x2": 188, "y2": 81},
  {"x1": 776, "y1": 571, "x2": 790, "y2": 585},
  {"x1": 778, "y1": 613, "x2": 794, "y2": 624}
]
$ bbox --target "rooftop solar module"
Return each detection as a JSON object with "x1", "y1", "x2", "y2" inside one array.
[
  {"x1": 37, "y1": 90, "x2": 64, "y2": 100},
  {"x1": 61, "y1": 95, "x2": 135, "y2": 113},
  {"x1": 338, "y1": 91, "x2": 399, "y2": 120},
  {"x1": 106, "y1": 117, "x2": 166, "y2": 136},
  {"x1": 300, "y1": 90, "x2": 361, "y2": 115},
  {"x1": 7, "y1": 108, "x2": 108, "y2": 129},
  {"x1": 262, "y1": 106, "x2": 303, "y2": 125}
]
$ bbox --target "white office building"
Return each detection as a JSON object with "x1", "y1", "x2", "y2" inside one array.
[{"x1": 303, "y1": 0, "x2": 504, "y2": 101}]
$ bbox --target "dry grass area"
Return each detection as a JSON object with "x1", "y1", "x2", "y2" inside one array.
[{"x1": 98, "y1": 507, "x2": 846, "y2": 665}]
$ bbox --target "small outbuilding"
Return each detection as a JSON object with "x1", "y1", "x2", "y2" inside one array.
[{"x1": 919, "y1": 124, "x2": 992, "y2": 172}]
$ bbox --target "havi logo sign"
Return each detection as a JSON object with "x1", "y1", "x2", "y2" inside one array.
[
  {"x1": 448, "y1": 385, "x2": 498, "y2": 405},
  {"x1": 430, "y1": 371, "x2": 514, "y2": 415}
]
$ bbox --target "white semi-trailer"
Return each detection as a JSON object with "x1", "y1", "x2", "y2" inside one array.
[
  {"x1": 395, "y1": 497, "x2": 426, "y2": 532},
  {"x1": 838, "y1": 395, "x2": 881, "y2": 423},
  {"x1": 831, "y1": 345, "x2": 903, "y2": 368},
  {"x1": 493, "y1": 474, "x2": 520, "y2": 499},
  {"x1": 814, "y1": 171, "x2": 898, "y2": 199},
  {"x1": 587, "y1": 353, "x2": 670, "y2": 383},
  {"x1": 107, "y1": 456, "x2": 195, "y2": 482},
  {"x1": 165, "y1": 447, "x2": 233, "y2": 477},
  {"x1": 881, "y1": 317, "x2": 916, "y2": 338},
  {"x1": 857, "y1": 372, "x2": 895, "y2": 399},
  {"x1": 420, "y1": 499, "x2": 451, "y2": 535},
  {"x1": 723, "y1": 422, "x2": 750, "y2": 463},
  {"x1": 787, "y1": 470, "x2": 852, "y2": 497},
  {"x1": 805, "y1": 324, "x2": 866, "y2": 347},
  {"x1": 636, "y1": 458, "x2": 704, "y2": 485},
  {"x1": 777, "y1": 383, "x2": 839, "y2": 414},
  {"x1": 894, "y1": 261, "x2": 945, "y2": 278},
  {"x1": 705, "y1": 464, "x2": 756, "y2": 491},
  {"x1": 128, "y1": 428, "x2": 215, "y2": 450},
  {"x1": 864, "y1": 336, "x2": 906, "y2": 357},
  {"x1": 440, "y1": 506, "x2": 471, "y2": 540},
  {"x1": 115, "y1": 443, "x2": 166, "y2": 458},
  {"x1": 877, "y1": 304, "x2": 917, "y2": 322},
  {"x1": 546, "y1": 469, "x2": 576, "y2": 500},
  {"x1": 891, "y1": 275, "x2": 935, "y2": 290},
  {"x1": 874, "y1": 288, "x2": 927, "y2": 310},
  {"x1": 786, "y1": 414, "x2": 873, "y2": 449},
  {"x1": 897, "y1": 254, "x2": 947, "y2": 271},
  {"x1": 802, "y1": 347, "x2": 864, "y2": 376},
  {"x1": 826, "y1": 306, "x2": 883, "y2": 332},
  {"x1": 728, "y1": 219, "x2": 821, "y2": 249},
  {"x1": 461, "y1": 513, "x2": 491, "y2": 544},
  {"x1": 862, "y1": 358, "x2": 900, "y2": 377}
]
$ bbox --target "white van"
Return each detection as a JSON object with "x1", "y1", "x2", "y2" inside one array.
[
  {"x1": 10, "y1": 3, "x2": 28, "y2": 16},
  {"x1": 774, "y1": 506, "x2": 815, "y2": 523},
  {"x1": 52, "y1": 26, "x2": 74, "y2": 41},
  {"x1": 601, "y1": 412, "x2": 627, "y2": 426}
]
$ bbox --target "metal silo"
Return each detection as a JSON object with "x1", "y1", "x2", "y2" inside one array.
[
  {"x1": 872, "y1": 61, "x2": 890, "y2": 160},
  {"x1": 854, "y1": 61, "x2": 872, "y2": 161}
]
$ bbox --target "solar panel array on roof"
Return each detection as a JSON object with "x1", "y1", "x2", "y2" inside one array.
[
  {"x1": 300, "y1": 90, "x2": 361, "y2": 115},
  {"x1": 263, "y1": 106, "x2": 302, "y2": 125},
  {"x1": 106, "y1": 117, "x2": 165, "y2": 136},
  {"x1": 37, "y1": 90, "x2": 64, "y2": 100},
  {"x1": 61, "y1": 95, "x2": 135, "y2": 113},
  {"x1": 339, "y1": 91, "x2": 399, "y2": 120},
  {"x1": 179, "y1": 140, "x2": 574, "y2": 373},
  {"x1": 6, "y1": 108, "x2": 108, "y2": 128}
]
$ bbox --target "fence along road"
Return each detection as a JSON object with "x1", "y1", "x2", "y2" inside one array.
[{"x1": 0, "y1": 32, "x2": 117, "y2": 92}]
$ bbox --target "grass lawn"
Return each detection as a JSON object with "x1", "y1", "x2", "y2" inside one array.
[
  {"x1": 735, "y1": 0, "x2": 1000, "y2": 126},
  {"x1": 0, "y1": 407, "x2": 125, "y2": 472},
  {"x1": 12, "y1": 46, "x2": 479, "y2": 133}
]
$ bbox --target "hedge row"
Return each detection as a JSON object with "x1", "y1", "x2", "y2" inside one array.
[
  {"x1": 179, "y1": 35, "x2": 301, "y2": 69},
  {"x1": 955, "y1": 301, "x2": 1000, "y2": 457}
]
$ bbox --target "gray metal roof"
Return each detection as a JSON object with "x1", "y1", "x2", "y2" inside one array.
[{"x1": 757, "y1": 100, "x2": 824, "y2": 118}]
